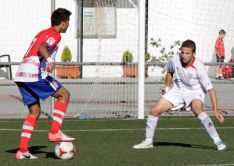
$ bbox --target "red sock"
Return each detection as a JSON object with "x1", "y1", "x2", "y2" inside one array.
[
  {"x1": 19, "y1": 116, "x2": 37, "y2": 153},
  {"x1": 50, "y1": 101, "x2": 67, "y2": 134}
]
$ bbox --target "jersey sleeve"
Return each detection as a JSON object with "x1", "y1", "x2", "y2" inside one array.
[
  {"x1": 164, "y1": 57, "x2": 175, "y2": 73},
  {"x1": 197, "y1": 62, "x2": 213, "y2": 92},
  {"x1": 44, "y1": 32, "x2": 61, "y2": 48}
]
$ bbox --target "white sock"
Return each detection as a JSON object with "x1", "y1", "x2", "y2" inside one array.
[
  {"x1": 198, "y1": 112, "x2": 220, "y2": 143},
  {"x1": 145, "y1": 114, "x2": 158, "y2": 142}
]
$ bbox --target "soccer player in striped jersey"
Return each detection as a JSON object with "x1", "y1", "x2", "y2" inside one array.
[
  {"x1": 133, "y1": 40, "x2": 226, "y2": 151},
  {"x1": 15, "y1": 8, "x2": 75, "y2": 160}
]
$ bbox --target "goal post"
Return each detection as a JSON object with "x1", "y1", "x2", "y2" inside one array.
[{"x1": 138, "y1": 0, "x2": 146, "y2": 119}]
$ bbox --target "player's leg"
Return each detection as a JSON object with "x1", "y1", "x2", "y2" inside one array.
[
  {"x1": 34, "y1": 76, "x2": 75, "y2": 142},
  {"x1": 15, "y1": 82, "x2": 41, "y2": 159},
  {"x1": 146, "y1": 97, "x2": 173, "y2": 140},
  {"x1": 133, "y1": 97, "x2": 173, "y2": 149},
  {"x1": 191, "y1": 99, "x2": 226, "y2": 150},
  {"x1": 216, "y1": 55, "x2": 224, "y2": 79},
  {"x1": 218, "y1": 65, "x2": 224, "y2": 79},
  {"x1": 16, "y1": 102, "x2": 41, "y2": 159},
  {"x1": 48, "y1": 86, "x2": 75, "y2": 142}
]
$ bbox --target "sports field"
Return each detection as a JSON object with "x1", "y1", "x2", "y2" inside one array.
[{"x1": 1, "y1": 117, "x2": 234, "y2": 166}]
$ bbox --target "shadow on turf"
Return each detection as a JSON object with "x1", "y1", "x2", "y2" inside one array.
[
  {"x1": 154, "y1": 142, "x2": 216, "y2": 150},
  {"x1": 5, "y1": 146, "x2": 57, "y2": 159}
]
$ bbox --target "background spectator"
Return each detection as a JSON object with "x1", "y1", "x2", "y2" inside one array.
[{"x1": 214, "y1": 29, "x2": 226, "y2": 80}]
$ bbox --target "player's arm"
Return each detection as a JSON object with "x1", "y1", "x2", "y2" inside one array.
[
  {"x1": 214, "y1": 39, "x2": 220, "y2": 57},
  {"x1": 208, "y1": 88, "x2": 224, "y2": 123},
  {"x1": 161, "y1": 72, "x2": 173, "y2": 94},
  {"x1": 198, "y1": 62, "x2": 224, "y2": 123},
  {"x1": 165, "y1": 71, "x2": 173, "y2": 87},
  {"x1": 162, "y1": 59, "x2": 174, "y2": 94},
  {"x1": 38, "y1": 42, "x2": 55, "y2": 73}
]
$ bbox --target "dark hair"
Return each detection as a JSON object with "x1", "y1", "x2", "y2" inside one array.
[
  {"x1": 51, "y1": 8, "x2": 72, "y2": 26},
  {"x1": 180, "y1": 39, "x2": 196, "y2": 53},
  {"x1": 219, "y1": 29, "x2": 226, "y2": 35}
]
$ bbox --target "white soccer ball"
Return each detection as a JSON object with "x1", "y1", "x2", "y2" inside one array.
[{"x1": 54, "y1": 142, "x2": 75, "y2": 160}]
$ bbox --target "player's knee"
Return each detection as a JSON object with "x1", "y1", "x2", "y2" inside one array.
[
  {"x1": 28, "y1": 103, "x2": 41, "y2": 119},
  {"x1": 55, "y1": 88, "x2": 70, "y2": 101},
  {"x1": 191, "y1": 101, "x2": 203, "y2": 116},
  {"x1": 192, "y1": 107, "x2": 203, "y2": 116},
  {"x1": 150, "y1": 107, "x2": 160, "y2": 117},
  {"x1": 59, "y1": 88, "x2": 70, "y2": 104},
  {"x1": 37, "y1": 111, "x2": 41, "y2": 119},
  {"x1": 30, "y1": 110, "x2": 41, "y2": 119},
  {"x1": 63, "y1": 88, "x2": 70, "y2": 100}
]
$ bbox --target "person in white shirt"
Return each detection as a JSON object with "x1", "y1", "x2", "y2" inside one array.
[{"x1": 133, "y1": 39, "x2": 226, "y2": 151}]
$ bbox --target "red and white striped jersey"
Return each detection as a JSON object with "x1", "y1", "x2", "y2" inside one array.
[
  {"x1": 15, "y1": 27, "x2": 61, "y2": 82},
  {"x1": 165, "y1": 54, "x2": 213, "y2": 92}
]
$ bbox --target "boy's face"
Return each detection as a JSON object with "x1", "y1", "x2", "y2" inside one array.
[
  {"x1": 180, "y1": 47, "x2": 195, "y2": 65},
  {"x1": 60, "y1": 20, "x2": 70, "y2": 33},
  {"x1": 220, "y1": 33, "x2": 225, "y2": 38}
]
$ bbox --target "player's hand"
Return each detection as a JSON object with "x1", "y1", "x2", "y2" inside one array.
[
  {"x1": 215, "y1": 111, "x2": 224, "y2": 123},
  {"x1": 47, "y1": 62, "x2": 55, "y2": 73},
  {"x1": 160, "y1": 86, "x2": 170, "y2": 95}
]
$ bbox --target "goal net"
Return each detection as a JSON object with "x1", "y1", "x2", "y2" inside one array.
[{"x1": 71, "y1": 0, "x2": 139, "y2": 119}]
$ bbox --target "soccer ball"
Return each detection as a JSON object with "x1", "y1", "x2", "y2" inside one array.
[{"x1": 54, "y1": 142, "x2": 75, "y2": 160}]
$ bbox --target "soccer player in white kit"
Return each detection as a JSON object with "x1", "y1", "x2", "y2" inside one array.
[{"x1": 133, "y1": 40, "x2": 226, "y2": 150}]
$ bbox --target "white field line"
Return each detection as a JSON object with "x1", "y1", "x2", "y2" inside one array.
[
  {"x1": 1, "y1": 116, "x2": 234, "y2": 123},
  {"x1": 0, "y1": 126, "x2": 234, "y2": 132}
]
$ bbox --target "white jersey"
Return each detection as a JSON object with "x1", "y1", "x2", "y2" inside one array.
[{"x1": 165, "y1": 54, "x2": 213, "y2": 93}]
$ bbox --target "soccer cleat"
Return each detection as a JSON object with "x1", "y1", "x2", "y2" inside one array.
[
  {"x1": 133, "y1": 140, "x2": 153, "y2": 149},
  {"x1": 15, "y1": 150, "x2": 38, "y2": 160},
  {"x1": 48, "y1": 130, "x2": 75, "y2": 142},
  {"x1": 214, "y1": 139, "x2": 226, "y2": 151}
]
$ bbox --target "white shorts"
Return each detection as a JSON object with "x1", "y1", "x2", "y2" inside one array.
[{"x1": 163, "y1": 86, "x2": 205, "y2": 110}]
